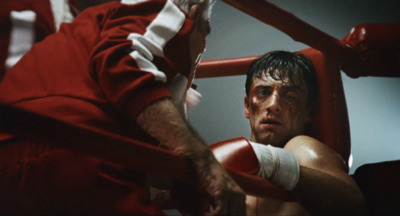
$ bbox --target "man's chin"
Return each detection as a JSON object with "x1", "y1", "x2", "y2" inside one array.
[
  {"x1": 256, "y1": 135, "x2": 285, "y2": 147},
  {"x1": 257, "y1": 136, "x2": 276, "y2": 146}
]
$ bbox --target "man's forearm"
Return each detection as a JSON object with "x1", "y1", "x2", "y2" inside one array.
[{"x1": 136, "y1": 98, "x2": 209, "y2": 158}]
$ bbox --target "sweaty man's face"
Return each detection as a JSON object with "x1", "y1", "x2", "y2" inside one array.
[{"x1": 244, "y1": 71, "x2": 311, "y2": 147}]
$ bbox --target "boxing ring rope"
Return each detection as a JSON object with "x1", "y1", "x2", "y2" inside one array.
[
  {"x1": 197, "y1": 0, "x2": 353, "y2": 79},
  {"x1": 196, "y1": 56, "x2": 258, "y2": 78},
  {"x1": 197, "y1": 1, "x2": 400, "y2": 79},
  {"x1": 196, "y1": 0, "x2": 355, "y2": 79},
  {"x1": 220, "y1": 0, "x2": 356, "y2": 65},
  {"x1": 1, "y1": 0, "x2": 399, "y2": 210}
]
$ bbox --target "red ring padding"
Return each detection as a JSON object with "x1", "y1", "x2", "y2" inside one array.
[
  {"x1": 341, "y1": 23, "x2": 400, "y2": 78},
  {"x1": 300, "y1": 48, "x2": 350, "y2": 164}
]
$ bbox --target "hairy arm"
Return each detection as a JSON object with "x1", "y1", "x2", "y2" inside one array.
[
  {"x1": 137, "y1": 98, "x2": 246, "y2": 215},
  {"x1": 285, "y1": 135, "x2": 367, "y2": 215}
]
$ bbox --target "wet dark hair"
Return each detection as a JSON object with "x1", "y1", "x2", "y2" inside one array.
[{"x1": 245, "y1": 50, "x2": 318, "y2": 107}]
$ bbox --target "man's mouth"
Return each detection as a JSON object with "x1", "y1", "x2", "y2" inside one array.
[
  {"x1": 260, "y1": 118, "x2": 281, "y2": 129},
  {"x1": 265, "y1": 120, "x2": 280, "y2": 125},
  {"x1": 262, "y1": 117, "x2": 281, "y2": 125}
]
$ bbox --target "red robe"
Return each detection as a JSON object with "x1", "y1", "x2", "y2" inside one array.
[{"x1": 0, "y1": 0, "x2": 195, "y2": 214}]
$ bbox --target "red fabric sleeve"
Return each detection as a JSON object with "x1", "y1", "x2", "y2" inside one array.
[{"x1": 87, "y1": 0, "x2": 193, "y2": 119}]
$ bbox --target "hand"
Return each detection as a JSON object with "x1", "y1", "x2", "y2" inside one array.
[
  {"x1": 137, "y1": 99, "x2": 246, "y2": 215},
  {"x1": 191, "y1": 149, "x2": 246, "y2": 216}
]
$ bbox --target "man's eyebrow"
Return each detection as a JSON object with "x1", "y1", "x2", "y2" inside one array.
[
  {"x1": 283, "y1": 87, "x2": 303, "y2": 95},
  {"x1": 282, "y1": 85, "x2": 300, "y2": 90},
  {"x1": 254, "y1": 84, "x2": 271, "y2": 89}
]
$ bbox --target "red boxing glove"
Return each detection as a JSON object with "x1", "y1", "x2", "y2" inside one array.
[
  {"x1": 209, "y1": 137, "x2": 259, "y2": 176},
  {"x1": 210, "y1": 137, "x2": 300, "y2": 191}
]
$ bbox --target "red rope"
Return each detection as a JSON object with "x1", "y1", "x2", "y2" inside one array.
[{"x1": 220, "y1": 0, "x2": 355, "y2": 65}]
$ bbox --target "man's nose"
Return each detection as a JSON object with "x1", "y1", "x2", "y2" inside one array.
[{"x1": 265, "y1": 92, "x2": 281, "y2": 113}]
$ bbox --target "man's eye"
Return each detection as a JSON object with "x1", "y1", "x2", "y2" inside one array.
[
  {"x1": 257, "y1": 89, "x2": 269, "y2": 96},
  {"x1": 285, "y1": 91, "x2": 300, "y2": 100}
]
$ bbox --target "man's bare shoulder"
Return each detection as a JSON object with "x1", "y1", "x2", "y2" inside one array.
[
  {"x1": 246, "y1": 195, "x2": 310, "y2": 216},
  {"x1": 284, "y1": 135, "x2": 348, "y2": 173}
]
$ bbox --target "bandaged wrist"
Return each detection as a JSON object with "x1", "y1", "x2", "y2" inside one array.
[{"x1": 249, "y1": 141, "x2": 300, "y2": 191}]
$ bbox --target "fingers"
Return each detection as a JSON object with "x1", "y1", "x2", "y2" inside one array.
[
  {"x1": 205, "y1": 201, "x2": 220, "y2": 216},
  {"x1": 222, "y1": 187, "x2": 246, "y2": 216},
  {"x1": 203, "y1": 172, "x2": 246, "y2": 216},
  {"x1": 189, "y1": 149, "x2": 246, "y2": 216},
  {"x1": 228, "y1": 188, "x2": 247, "y2": 215},
  {"x1": 205, "y1": 190, "x2": 246, "y2": 216}
]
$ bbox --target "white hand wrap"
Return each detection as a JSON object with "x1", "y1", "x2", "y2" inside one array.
[
  {"x1": 185, "y1": 87, "x2": 202, "y2": 111},
  {"x1": 249, "y1": 141, "x2": 300, "y2": 191}
]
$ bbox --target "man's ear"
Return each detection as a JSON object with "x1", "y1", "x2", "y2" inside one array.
[
  {"x1": 244, "y1": 96, "x2": 250, "y2": 119},
  {"x1": 188, "y1": 5, "x2": 200, "y2": 20}
]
